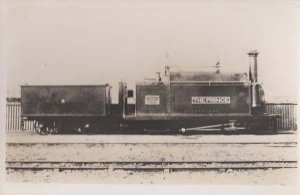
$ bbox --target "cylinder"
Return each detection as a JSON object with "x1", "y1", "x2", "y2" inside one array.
[{"x1": 248, "y1": 50, "x2": 259, "y2": 82}]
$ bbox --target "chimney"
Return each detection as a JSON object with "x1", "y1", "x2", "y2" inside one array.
[
  {"x1": 248, "y1": 50, "x2": 260, "y2": 108},
  {"x1": 248, "y1": 50, "x2": 259, "y2": 82}
]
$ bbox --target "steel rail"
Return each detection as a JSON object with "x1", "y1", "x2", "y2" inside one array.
[
  {"x1": 6, "y1": 161, "x2": 298, "y2": 171},
  {"x1": 6, "y1": 142, "x2": 297, "y2": 145}
]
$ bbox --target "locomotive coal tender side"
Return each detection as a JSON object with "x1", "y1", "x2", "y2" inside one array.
[
  {"x1": 21, "y1": 85, "x2": 114, "y2": 134},
  {"x1": 20, "y1": 50, "x2": 279, "y2": 134}
]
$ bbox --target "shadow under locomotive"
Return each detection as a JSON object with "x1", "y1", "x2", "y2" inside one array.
[{"x1": 20, "y1": 50, "x2": 280, "y2": 135}]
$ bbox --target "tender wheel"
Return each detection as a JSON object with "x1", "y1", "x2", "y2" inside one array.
[
  {"x1": 73, "y1": 124, "x2": 86, "y2": 134},
  {"x1": 34, "y1": 120, "x2": 58, "y2": 135},
  {"x1": 34, "y1": 121, "x2": 48, "y2": 135},
  {"x1": 44, "y1": 126, "x2": 56, "y2": 134}
]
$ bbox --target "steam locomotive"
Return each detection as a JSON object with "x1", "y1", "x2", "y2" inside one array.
[{"x1": 21, "y1": 50, "x2": 279, "y2": 134}]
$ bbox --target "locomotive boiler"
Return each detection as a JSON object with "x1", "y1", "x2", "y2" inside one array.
[{"x1": 119, "y1": 50, "x2": 278, "y2": 132}]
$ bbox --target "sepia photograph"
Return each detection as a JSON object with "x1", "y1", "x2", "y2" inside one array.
[{"x1": 0, "y1": 0, "x2": 299, "y2": 194}]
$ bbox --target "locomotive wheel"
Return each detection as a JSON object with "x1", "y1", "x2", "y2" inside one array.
[
  {"x1": 50, "y1": 121, "x2": 59, "y2": 134},
  {"x1": 44, "y1": 125, "x2": 58, "y2": 134},
  {"x1": 34, "y1": 121, "x2": 58, "y2": 135},
  {"x1": 43, "y1": 126, "x2": 52, "y2": 134},
  {"x1": 73, "y1": 124, "x2": 86, "y2": 134},
  {"x1": 74, "y1": 127, "x2": 85, "y2": 134},
  {"x1": 34, "y1": 121, "x2": 48, "y2": 135}
]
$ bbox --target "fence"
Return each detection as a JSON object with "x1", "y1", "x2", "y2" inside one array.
[
  {"x1": 265, "y1": 103, "x2": 297, "y2": 131},
  {"x1": 5, "y1": 103, "x2": 297, "y2": 131},
  {"x1": 6, "y1": 103, "x2": 34, "y2": 131}
]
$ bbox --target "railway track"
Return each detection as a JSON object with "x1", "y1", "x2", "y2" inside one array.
[
  {"x1": 5, "y1": 142, "x2": 298, "y2": 145},
  {"x1": 6, "y1": 140, "x2": 297, "y2": 165},
  {"x1": 6, "y1": 133, "x2": 298, "y2": 184},
  {"x1": 6, "y1": 160, "x2": 297, "y2": 172}
]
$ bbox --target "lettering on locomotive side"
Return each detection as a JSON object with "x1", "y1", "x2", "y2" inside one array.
[
  {"x1": 191, "y1": 96, "x2": 231, "y2": 104},
  {"x1": 145, "y1": 95, "x2": 160, "y2": 105}
]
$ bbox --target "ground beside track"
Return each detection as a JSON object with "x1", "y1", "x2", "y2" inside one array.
[
  {"x1": 6, "y1": 168, "x2": 297, "y2": 185},
  {"x1": 5, "y1": 130, "x2": 298, "y2": 184}
]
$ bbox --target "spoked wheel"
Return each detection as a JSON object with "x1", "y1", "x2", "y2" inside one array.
[
  {"x1": 34, "y1": 120, "x2": 58, "y2": 135},
  {"x1": 45, "y1": 126, "x2": 58, "y2": 134},
  {"x1": 34, "y1": 121, "x2": 48, "y2": 135},
  {"x1": 49, "y1": 121, "x2": 59, "y2": 134},
  {"x1": 73, "y1": 123, "x2": 89, "y2": 134},
  {"x1": 74, "y1": 126, "x2": 85, "y2": 134}
]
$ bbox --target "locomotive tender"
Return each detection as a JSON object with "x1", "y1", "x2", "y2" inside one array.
[{"x1": 21, "y1": 50, "x2": 279, "y2": 134}]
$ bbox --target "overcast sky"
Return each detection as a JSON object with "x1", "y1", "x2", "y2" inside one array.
[{"x1": 1, "y1": 0, "x2": 299, "y2": 103}]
